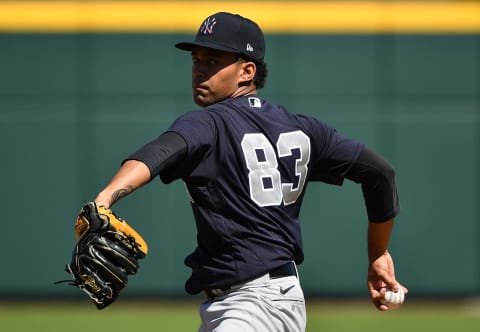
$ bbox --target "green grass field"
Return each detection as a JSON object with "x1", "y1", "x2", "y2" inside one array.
[{"x1": 2, "y1": 299, "x2": 479, "y2": 331}]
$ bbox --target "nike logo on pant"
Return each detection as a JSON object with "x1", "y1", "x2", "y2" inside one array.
[{"x1": 279, "y1": 284, "x2": 296, "y2": 295}]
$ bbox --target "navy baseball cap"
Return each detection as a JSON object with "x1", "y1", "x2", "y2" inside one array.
[{"x1": 175, "y1": 12, "x2": 265, "y2": 64}]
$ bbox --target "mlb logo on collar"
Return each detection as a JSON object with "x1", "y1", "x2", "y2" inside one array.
[{"x1": 248, "y1": 97, "x2": 262, "y2": 108}]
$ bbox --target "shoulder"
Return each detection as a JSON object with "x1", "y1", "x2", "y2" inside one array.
[
  {"x1": 167, "y1": 108, "x2": 220, "y2": 145},
  {"x1": 293, "y1": 112, "x2": 324, "y2": 127},
  {"x1": 171, "y1": 107, "x2": 223, "y2": 132}
]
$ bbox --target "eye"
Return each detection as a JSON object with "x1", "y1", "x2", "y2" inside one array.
[
  {"x1": 191, "y1": 56, "x2": 221, "y2": 66},
  {"x1": 191, "y1": 58, "x2": 217, "y2": 65}
]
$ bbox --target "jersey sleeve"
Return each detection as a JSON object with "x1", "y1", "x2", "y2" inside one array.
[
  {"x1": 161, "y1": 110, "x2": 217, "y2": 182},
  {"x1": 300, "y1": 115, "x2": 364, "y2": 185},
  {"x1": 123, "y1": 110, "x2": 217, "y2": 184},
  {"x1": 123, "y1": 132, "x2": 188, "y2": 182},
  {"x1": 167, "y1": 110, "x2": 216, "y2": 151}
]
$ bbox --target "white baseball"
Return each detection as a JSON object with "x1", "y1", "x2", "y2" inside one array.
[{"x1": 380, "y1": 287, "x2": 405, "y2": 309}]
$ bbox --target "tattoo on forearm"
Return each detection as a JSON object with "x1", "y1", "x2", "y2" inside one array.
[{"x1": 111, "y1": 185, "x2": 134, "y2": 205}]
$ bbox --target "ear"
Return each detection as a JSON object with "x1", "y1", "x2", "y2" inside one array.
[{"x1": 238, "y1": 62, "x2": 256, "y2": 84}]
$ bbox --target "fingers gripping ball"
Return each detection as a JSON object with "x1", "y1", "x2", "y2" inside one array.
[
  {"x1": 60, "y1": 202, "x2": 148, "y2": 309},
  {"x1": 380, "y1": 287, "x2": 405, "y2": 309}
]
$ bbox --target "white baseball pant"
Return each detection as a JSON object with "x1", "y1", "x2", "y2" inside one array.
[{"x1": 198, "y1": 273, "x2": 306, "y2": 332}]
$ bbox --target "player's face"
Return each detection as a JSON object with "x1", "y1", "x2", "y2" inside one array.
[{"x1": 190, "y1": 47, "x2": 249, "y2": 107}]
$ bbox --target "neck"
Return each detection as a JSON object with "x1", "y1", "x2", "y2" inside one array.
[{"x1": 231, "y1": 85, "x2": 257, "y2": 99}]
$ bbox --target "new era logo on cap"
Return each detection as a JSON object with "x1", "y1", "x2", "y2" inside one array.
[{"x1": 175, "y1": 12, "x2": 265, "y2": 64}]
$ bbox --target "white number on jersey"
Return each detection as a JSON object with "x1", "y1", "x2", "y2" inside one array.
[{"x1": 241, "y1": 131, "x2": 311, "y2": 207}]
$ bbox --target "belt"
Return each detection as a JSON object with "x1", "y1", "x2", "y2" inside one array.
[
  {"x1": 269, "y1": 261, "x2": 298, "y2": 279},
  {"x1": 204, "y1": 261, "x2": 298, "y2": 299}
]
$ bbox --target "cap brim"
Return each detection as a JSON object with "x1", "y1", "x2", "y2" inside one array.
[
  {"x1": 175, "y1": 41, "x2": 241, "y2": 55},
  {"x1": 175, "y1": 41, "x2": 263, "y2": 64}
]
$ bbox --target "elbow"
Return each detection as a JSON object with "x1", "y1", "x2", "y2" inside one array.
[{"x1": 372, "y1": 162, "x2": 396, "y2": 191}]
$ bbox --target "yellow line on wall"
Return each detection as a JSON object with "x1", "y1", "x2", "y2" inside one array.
[{"x1": 0, "y1": 1, "x2": 479, "y2": 33}]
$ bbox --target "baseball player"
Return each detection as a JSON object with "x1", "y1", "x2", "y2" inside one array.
[{"x1": 93, "y1": 12, "x2": 408, "y2": 332}]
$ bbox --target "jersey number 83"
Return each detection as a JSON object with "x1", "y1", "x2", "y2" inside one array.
[{"x1": 241, "y1": 131, "x2": 311, "y2": 207}]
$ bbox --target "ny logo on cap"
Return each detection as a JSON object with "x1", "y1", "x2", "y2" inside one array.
[{"x1": 200, "y1": 17, "x2": 217, "y2": 35}]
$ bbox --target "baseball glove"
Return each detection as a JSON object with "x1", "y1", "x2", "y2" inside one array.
[{"x1": 57, "y1": 202, "x2": 148, "y2": 309}]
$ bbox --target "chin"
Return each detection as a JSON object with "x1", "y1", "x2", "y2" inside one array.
[
  {"x1": 194, "y1": 98, "x2": 208, "y2": 108},
  {"x1": 194, "y1": 96, "x2": 213, "y2": 108}
]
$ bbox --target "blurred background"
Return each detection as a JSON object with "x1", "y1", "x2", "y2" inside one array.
[{"x1": 0, "y1": 0, "x2": 479, "y2": 303}]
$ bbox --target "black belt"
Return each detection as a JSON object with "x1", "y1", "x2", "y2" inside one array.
[
  {"x1": 204, "y1": 262, "x2": 297, "y2": 299},
  {"x1": 269, "y1": 261, "x2": 298, "y2": 279}
]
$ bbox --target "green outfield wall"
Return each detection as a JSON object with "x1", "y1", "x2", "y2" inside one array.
[{"x1": 0, "y1": 33, "x2": 478, "y2": 298}]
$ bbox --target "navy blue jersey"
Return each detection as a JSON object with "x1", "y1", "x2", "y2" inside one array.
[{"x1": 163, "y1": 95, "x2": 363, "y2": 294}]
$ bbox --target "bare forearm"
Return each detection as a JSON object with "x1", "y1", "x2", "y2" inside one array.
[
  {"x1": 368, "y1": 218, "x2": 394, "y2": 262},
  {"x1": 366, "y1": 218, "x2": 408, "y2": 310},
  {"x1": 95, "y1": 160, "x2": 151, "y2": 208}
]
